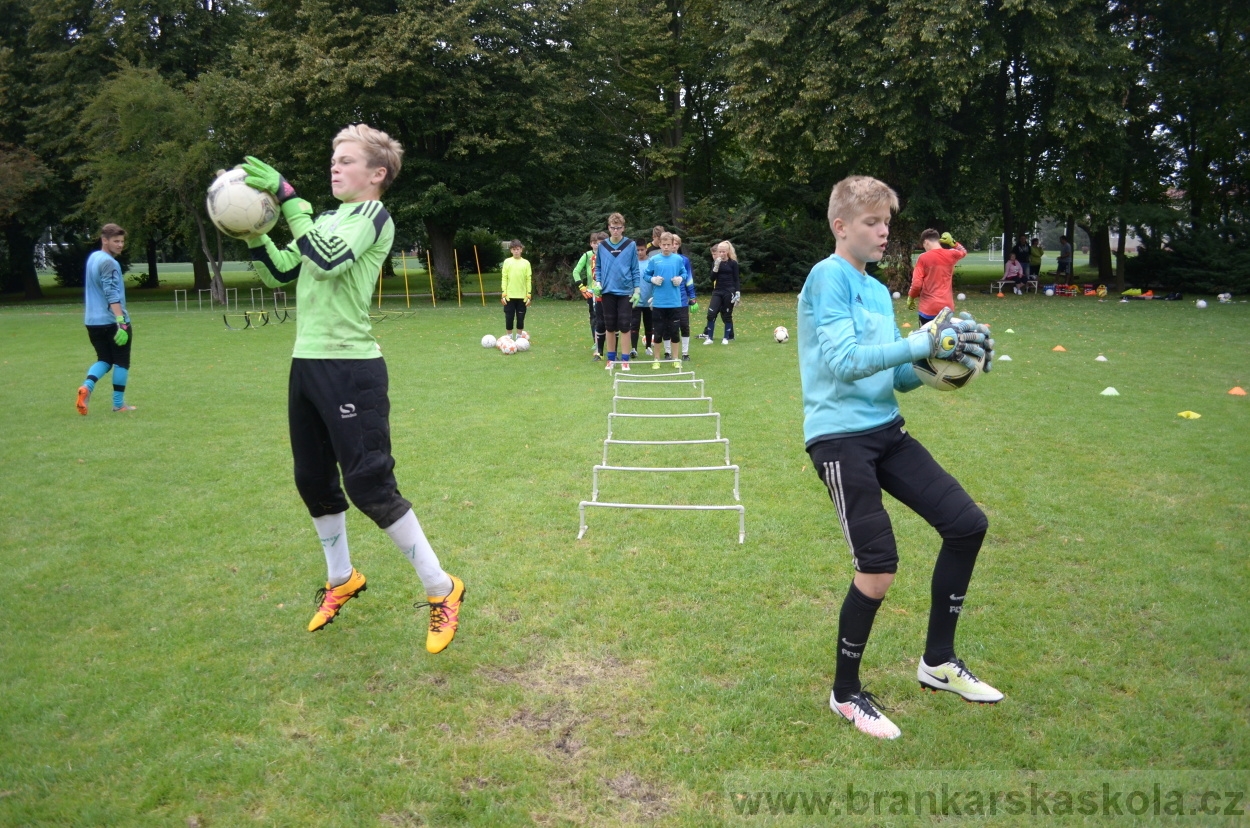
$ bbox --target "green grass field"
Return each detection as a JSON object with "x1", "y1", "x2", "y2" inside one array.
[{"x1": 1, "y1": 290, "x2": 1247, "y2": 826}]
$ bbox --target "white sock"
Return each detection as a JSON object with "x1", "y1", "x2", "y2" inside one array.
[
  {"x1": 681, "y1": 336, "x2": 690, "y2": 355},
  {"x1": 313, "y1": 512, "x2": 353, "y2": 587},
  {"x1": 384, "y1": 509, "x2": 453, "y2": 597}
]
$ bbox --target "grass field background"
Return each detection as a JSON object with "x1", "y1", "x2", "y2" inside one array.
[{"x1": 1, "y1": 287, "x2": 1247, "y2": 825}]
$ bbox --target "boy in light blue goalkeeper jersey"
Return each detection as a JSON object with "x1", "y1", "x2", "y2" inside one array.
[
  {"x1": 641, "y1": 232, "x2": 686, "y2": 368},
  {"x1": 76, "y1": 223, "x2": 135, "y2": 415},
  {"x1": 241, "y1": 124, "x2": 464, "y2": 654},
  {"x1": 797, "y1": 175, "x2": 998, "y2": 740}
]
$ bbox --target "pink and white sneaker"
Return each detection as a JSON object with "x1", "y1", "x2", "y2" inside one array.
[{"x1": 830, "y1": 689, "x2": 901, "y2": 739}]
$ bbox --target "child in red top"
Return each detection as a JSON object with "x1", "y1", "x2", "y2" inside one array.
[{"x1": 907, "y1": 229, "x2": 967, "y2": 324}]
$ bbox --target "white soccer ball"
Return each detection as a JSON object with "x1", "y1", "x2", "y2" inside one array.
[
  {"x1": 911, "y1": 319, "x2": 985, "y2": 391},
  {"x1": 1196, "y1": 300, "x2": 1208, "y2": 309},
  {"x1": 206, "y1": 168, "x2": 279, "y2": 240},
  {"x1": 1045, "y1": 288, "x2": 1055, "y2": 296},
  {"x1": 515, "y1": 337, "x2": 531, "y2": 351},
  {"x1": 892, "y1": 291, "x2": 901, "y2": 299},
  {"x1": 497, "y1": 334, "x2": 513, "y2": 350},
  {"x1": 517, "y1": 330, "x2": 530, "y2": 341},
  {"x1": 481, "y1": 334, "x2": 497, "y2": 348},
  {"x1": 957, "y1": 293, "x2": 966, "y2": 301},
  {"x1": 773, "y1": 326, "x2": 789, "y2": 343},
  {"x1": 499, "y1": 337, "x2": 517, "y2": 355}
]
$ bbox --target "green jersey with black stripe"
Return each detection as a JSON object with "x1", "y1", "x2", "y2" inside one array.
[{"x1": 248, "y1": 200, "x2": 394, "y2": 359}]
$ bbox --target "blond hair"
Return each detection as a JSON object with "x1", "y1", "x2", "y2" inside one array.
[
  {"x1": 333, "y1": 124, "x2": 404, "y2": 191},
  {"x1": 660, "y1": 232, "x2": 676, "y2": 245},
  {"x1": 827, "y1": 176, "x2": 898, "y2": 230},
  {"x1": 718, "y1": 241, "x2": 738, "y2": 261},
  {"x1": 608, "y1": 212, "x2": 626, "y2": 227}
]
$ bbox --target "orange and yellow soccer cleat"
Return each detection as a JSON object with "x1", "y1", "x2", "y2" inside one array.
[
  {"x1": 76, "y1": 385, "x2": 90, "y2": 416},
  {"x1": 307, "y1": 568, "x2": 367, "y2": 632},
  {"x1": 417, "y1": 574, "x2": 465, "y2": 654}
]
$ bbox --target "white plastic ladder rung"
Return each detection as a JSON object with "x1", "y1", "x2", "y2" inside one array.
[
  {"x1": 578, "y1": 501, "x2": 745, "y2": 544},
  {"x1": 592, "y1": 464, "x2": 740, "y2": 502}
]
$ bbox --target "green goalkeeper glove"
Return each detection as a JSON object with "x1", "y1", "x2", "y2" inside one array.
[
  {"x1": 242, "y1": 156, "x2": 299, "y2": 203},
  {"x1": 939, "y1": 232, "x2": 956, "y2": 247},
  {"x1": 113, "y1": 316, "x2": 130, "y2": 346},
  {"x1": 906, "y1": 295, "x2": 916, "y2": 311},
  {"x1": 591, "y1": 280, "x2": 602, "y2": 298},
  {"x1": 630, "y1": 288, "x2": 641, "y2": 308},
  {"x1": 689, "y1": 301, "x2": 699, "y2": 312}
]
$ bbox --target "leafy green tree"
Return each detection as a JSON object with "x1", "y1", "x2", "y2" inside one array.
[{"x1": 81, "y1": 68, "x2": 233, "y2": 299}]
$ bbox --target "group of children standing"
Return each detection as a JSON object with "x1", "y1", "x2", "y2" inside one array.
[{"x1": 504, "y1": 217, "x2": 742, "y2": 369}]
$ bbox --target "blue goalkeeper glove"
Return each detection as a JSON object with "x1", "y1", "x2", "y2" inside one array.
[
  {"x1": 241, "y1": 156, "x2": 299, "y2": 203},
  {"x1": 113, "y1": 316, "x2": 130, "y2": 346},
  {"x1": 959, "y1": 312, "x2": 995, "y2": 373}
]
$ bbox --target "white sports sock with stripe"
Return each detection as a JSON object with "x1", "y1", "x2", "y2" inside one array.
[
  {"x1": 312, "y1": 512, "x2": 353, "y2": 587},
  {"x1": 385, "y1": 509, "x2": 453, "y2": 597}
]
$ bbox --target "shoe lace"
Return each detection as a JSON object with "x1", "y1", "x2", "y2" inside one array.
[
  {"x1": 950, "y1": 658, "x2": 981, "y2": 683},
  {"x1": 415, "y1": 597, "x2": 451, "y2": 632},
  {"x1": 849, "y1": 689, "x2": 891, "y2": 719}
]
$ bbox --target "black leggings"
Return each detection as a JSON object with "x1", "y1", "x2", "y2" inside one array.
[
  {"x1": 504, "y1": 298, "x2": 527, "y2": 331},
  {"x1": 703, "y1": 290, "x2": 734, "y2": 340}
]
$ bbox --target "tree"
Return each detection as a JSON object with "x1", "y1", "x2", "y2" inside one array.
[
  {"x1": 208, "y1": 0, "x2": 586, "y2": 288},
  {"x1": 80, "y1": 68, "x2": 232, "y2": 300}
]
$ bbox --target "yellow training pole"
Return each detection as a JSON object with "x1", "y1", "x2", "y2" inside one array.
[
  {"x1": 474, "y1": 245, "x2": 486, "y2": 306},
  {"x1": 426, "y1": 250, "x2": 436, "y2": 308},
  {"x1": 401, "y1": 251, "x2": 411, "y2": 308},
  {"x1": 454, "y1": 249, "x2": 462, "y2": 307}
]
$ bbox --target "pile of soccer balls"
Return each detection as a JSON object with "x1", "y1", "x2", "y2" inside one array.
[{"x1": 481, "y1": 331, "x2": 530, "y2": 354}]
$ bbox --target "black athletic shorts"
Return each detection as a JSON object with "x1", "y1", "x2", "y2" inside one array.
[
  {"x1": 655, "y1": 307, "x2": 682, "y2": 342},
  {"x1": 86, "y1": 323, "x2": 132, "y2": 369},
  {"x1": 601, "y1": 293, "x2": 634, "y2": 333},
  {"x1": 287, "y1": 357, "x2": 412, "y2": 528},
  {"x1": 807, "y1": 419, "x2": 987, "y2": 574}
]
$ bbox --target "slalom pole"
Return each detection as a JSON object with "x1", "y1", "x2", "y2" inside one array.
[
  {"x1": 426, "y1": 250, "x2": 436, "y2": 308},
  {"x1": 377, "y1": 266, "x2": 383, "y2": 309},
  {"x1": 401, "y1": 251, "x2": 411, "y2": 308},
  {"x1": 454, "y1": 249, "x2": 462, "y2": 307},
  {"x1": 474, "y1": 245, "x2": 486, "y2": 306}
]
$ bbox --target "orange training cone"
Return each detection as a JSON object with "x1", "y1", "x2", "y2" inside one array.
[
  {"x1": 996, "y1": 291, "x2": 1005, "y2": 298},
  {"x1": 1230, "y1": 387, "x2": 1247, "y2": 396},
  {"x1": 1052, "y1": 345, "x2": 1067, "y2": 352}
]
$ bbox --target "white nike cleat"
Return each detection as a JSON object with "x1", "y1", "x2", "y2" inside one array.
[
  {"x1": 918, "y1": 658, "x2": 1004, "y2": 703},
  {"x1": 831, "y1": 689, "x2": 901, "y2": 739}
]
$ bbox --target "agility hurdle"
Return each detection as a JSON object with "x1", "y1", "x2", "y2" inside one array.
[{"x1": 578, "y1": 501, "x2": 745, "y2": 544}]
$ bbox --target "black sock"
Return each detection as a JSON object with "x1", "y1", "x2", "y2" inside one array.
[
  {"x1": 832, "y1": 582, "x2": 883, "y2": 702},
  {"x1": 923, "y1": 530, "x2": 985, "y2": 666}
]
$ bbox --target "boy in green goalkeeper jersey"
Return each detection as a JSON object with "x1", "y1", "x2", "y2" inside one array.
[{"x1": 241, "y1": 124, "x2": 464, "y2": 654}]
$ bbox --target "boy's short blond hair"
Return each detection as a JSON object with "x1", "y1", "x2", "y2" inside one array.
[
  {"x1": 670, "y1": 234, "x2": 682, "y2": 245},
  {"x1": 660, "y1": 232, "x2": 676, "y2": 245},
  {"x1": 333, "y1": 124, "x2": 404, "y2": 191},
  {"x1": 608, "y1": 212, "x2": 626, "y2": 227},
  {"x1": 827, "y1": 175, "x2": 899, "y2": 230}
]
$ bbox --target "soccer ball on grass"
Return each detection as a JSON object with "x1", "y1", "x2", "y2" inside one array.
[
  {"x1": 773, "y1": 326, "x2": 789, "y2": 343},
  {"x1": 481, "y1": 334, "x2": 497, "y2": 348},
  {"x1": 206, "y1": 168, "x2": 279, "y2": 240},
  {"x1": 498, "y1": 337, "x2": 517, "y2": 355},
  {"x1": 515, "y1": 337, "x2": 531, "y2": 352}
]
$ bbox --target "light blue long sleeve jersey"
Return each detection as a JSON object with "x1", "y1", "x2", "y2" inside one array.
[
  {"x1": 83, "y1": 250, "x2": 128, "y2": 326},
  {"x1": 642, "y1": 253, "x2": 687, "y2": 308},
  {"x1": 595, "y1": 237, "x2": 641, "y2": 296},
  {"x1": 681, "y1": 255, "x2": 696, "y2": 303},
  {"x1": 797, "y1": 253, "x2": 928, "y2": 445}
]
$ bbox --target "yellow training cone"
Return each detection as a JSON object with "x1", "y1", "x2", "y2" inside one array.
[
  {"x1": 1177, "y1": 411, "x2": 1201, "y2": 419},
  {"x1": 1052, "y1": 345, "x2": 1066, "y2": 352},
  {"x1": 1230, "y1": 387, "x2": 1247, "y2": 396}
]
